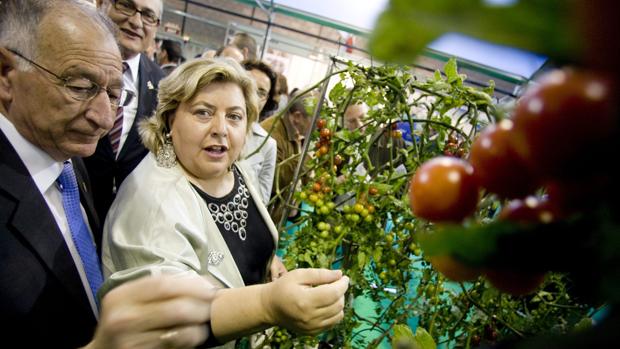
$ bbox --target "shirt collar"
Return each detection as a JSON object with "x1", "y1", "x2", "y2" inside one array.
[
  {"x1": 0, "y1": 112, "x2": 63, "y2": 194},
  {"x1": 124, "y1": 53, "x2": 141, "y2": 83},
  {"x1": 251, "y1": 122, "x2": 268, "y2": 137}
]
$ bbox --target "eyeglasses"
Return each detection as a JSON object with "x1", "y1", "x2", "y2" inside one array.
[
  {"x1": 8, "y1": 49, "x2": 134, "y2": 109},
  {"x1": 112, "y1": 0, "x2": 160, "y2": 26}
]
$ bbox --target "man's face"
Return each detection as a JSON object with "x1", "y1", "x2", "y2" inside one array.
[
  {"x1": 101, "y1": 0, "x2": 162, "y2": 59},
  {"x1": 248, "y1": 68, "x2": 271, "y2": 113},
  {"x1": 344, "y1": 104, "x2": 367, "y2": 132},
  {"x1": 0, "y1": 13, "x2": 123, "y2": 161}
]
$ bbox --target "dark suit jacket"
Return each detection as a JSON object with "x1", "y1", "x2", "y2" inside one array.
[
  {"x1": 84, "y1": 54, "x2": 165, "y2": 222},
  {"x1": 0, "y1": 130, "x2": 101, "y2": 348}
]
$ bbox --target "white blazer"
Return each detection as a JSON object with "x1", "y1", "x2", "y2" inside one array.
[{"x1": 101, "y1": 152, "x2": 278, "y2": 293}]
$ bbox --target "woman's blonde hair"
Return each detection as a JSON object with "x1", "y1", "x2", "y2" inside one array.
[{"x1": 140, "y1": 57, "x2": 259, "y2": 154}]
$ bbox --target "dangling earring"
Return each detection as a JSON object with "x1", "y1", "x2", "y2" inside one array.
[{"x1": 156, "y1": 133, "x2": 177, "y2": 168}]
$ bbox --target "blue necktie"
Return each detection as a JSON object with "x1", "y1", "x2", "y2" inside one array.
[{"x1": 57, "y1": 161, "x2": 103, "y2": 306}]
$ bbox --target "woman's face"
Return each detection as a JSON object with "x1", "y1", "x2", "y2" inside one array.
[
  {"x1": 170, "y1": 81, "x2": 248, "y2": 181},
  {"x1": 248, "y1": 68, "x2": 271, "y2": 113}
]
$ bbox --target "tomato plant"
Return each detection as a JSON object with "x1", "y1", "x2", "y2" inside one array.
[
  {"x1": 409, "y1": 157, "x2": 479, "y2": 222},
  {"x1": 259, "y1": 58, "x2": 594, "y2": 349}
]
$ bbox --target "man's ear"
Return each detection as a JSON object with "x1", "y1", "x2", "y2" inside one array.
[{"x1": 0, "y1": 47, "x2": 17, "y2": 104}]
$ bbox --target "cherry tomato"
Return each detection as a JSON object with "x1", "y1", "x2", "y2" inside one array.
[
  {"x1": 409, "y1": 157, "x2": 479, "y2": 222},
  {"x1": 369, "y1": 186, "x2": 379, "y2": 196},
  {"x1": 545, "y1": 174, "x2": 611, "y2": 216},
  {"x1": 469, "y1": 119, "x2": 539, "y2": 198},
  {"x1": 471, "y1": 334, "x2": 481, "y2": 347},
  {"x1": 334, "y1": 154, "x2": 343, "y2": 166},
  {"x1": 499, "y1": 196, "x2": 555, "y2": 224},
  {"x1": 428, "y1": 255, "x2": 480, "y2": 282},
  {"x1": 316, "y1": 118, "x2": 326, "y2": 129},
  {"x1": 312, "y1": 182, "x2": 322, "y2": 192},
  {"x1": 353, "y1": 203, "x2": 364, "y2": 213},
  {"x1": 320, "y1": 128, "x2": 331, "y2": 139},
  {"x1": 448, "y1": 134, "x2": 458, "y2": 144},
  {"x1": 511, "y1": 68, "x2": 616, "y2": 180},
  {"x1": 318, "y1": 145, "x2": 329, "y2": 156},
  {"x1": 484, "y1": 270, "x2": 546, "y2": 296}
]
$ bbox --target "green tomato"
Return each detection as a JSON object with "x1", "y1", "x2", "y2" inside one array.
[{"x1": 319, "y1": 205, "x2": 330, "y2": 215}]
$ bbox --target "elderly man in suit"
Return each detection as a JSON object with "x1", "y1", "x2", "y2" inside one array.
[
  {"x1": 0, "y1": 0, "x2": 215, "y2": 348},
  {"x1": 85, "y1": 0, "x2": 166, "y2": 221}
]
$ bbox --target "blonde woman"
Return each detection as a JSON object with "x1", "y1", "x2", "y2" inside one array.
[{"x1": 101, "y1": 58, "x2": 348, "y2": 347}]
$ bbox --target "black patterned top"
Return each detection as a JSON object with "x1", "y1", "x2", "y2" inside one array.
[{"x1": 192, "y1": 165, "x2": 274, "y2": 285}]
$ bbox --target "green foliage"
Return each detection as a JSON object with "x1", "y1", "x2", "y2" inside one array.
[{"x1": 369, "y1": 0, "x2": 580, "y2": 64}]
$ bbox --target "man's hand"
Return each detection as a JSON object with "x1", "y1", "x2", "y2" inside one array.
[{"x1": 84, "y1": 275, "x2": 216, "y2": 349}]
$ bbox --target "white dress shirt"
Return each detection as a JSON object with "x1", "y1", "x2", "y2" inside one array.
[
  {"x1": 117, "y1": 53, "x2": 141, "y2": 156},
  {"x1": 239, "y1": 122, "x2": 277, "y2": 205},
  {"x1": 0, "y1": 112, "x2": 99, "y2": 318}
]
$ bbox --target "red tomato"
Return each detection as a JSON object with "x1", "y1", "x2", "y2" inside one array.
[
  {"x1": 369, "y1": 186, "x2": 379, "y2": 196},
  {"x1": 470, "y1": 120, "x2": 539, "y2": 198},
  {"x1": 316, "y1": 119, "x2": 326, "y2": 129},
  {"x1": 545, "y1": 174, "x2": 612, "y2": 216},
  {"x1": 499, "y1": 196, "x2": 556, "y2": 224},
  {"x1": 511, "y1": 68, "x2": 616, "y2": 180},
  {"x1": 484, "y1": 270, "x2": 546, "y2": 296},
  {"x1": 428, "y1": 255, "x2": 480, "y2": 282},
  {"x1": 312, "y1": 182, "x2": 322, "y2": 193},
  {"x1": 409, "y1": 157, "x2": 479, "y2": 222}
]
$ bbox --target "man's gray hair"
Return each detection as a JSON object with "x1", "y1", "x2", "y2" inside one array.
[{"x1": 0, "y1": 0, "x2": 117, "y2": 69}]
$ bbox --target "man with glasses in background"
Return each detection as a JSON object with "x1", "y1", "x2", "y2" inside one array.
[
  {"x1": 85, "y1": 0, "x2": 166, "y2": 221},
  {"x1": 1, "y1": 0, "x2": 216, "y2": 348}
]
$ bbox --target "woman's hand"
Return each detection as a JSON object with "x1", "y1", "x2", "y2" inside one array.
[{"x1": 261, "y1": 268, "x2": 349, "y2": 335}]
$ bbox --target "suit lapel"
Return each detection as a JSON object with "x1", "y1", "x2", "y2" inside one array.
[
  {"x1": 73, "y1": 157, "x2": 102, "y2": 249},
  {"x1": 0, "y1": 131, "x2": 93, "y2": 315}
]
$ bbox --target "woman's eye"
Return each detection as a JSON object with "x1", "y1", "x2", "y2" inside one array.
[
  {"x1": 195, "y1": 109, "x2": 213, "y2": 117},
  {"x1": 227, "y1": 113, "x2": 243, "y2": 121}
]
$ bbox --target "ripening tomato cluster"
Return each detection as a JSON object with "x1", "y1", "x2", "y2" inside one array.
[
  {"x1": 409, "y1": 67, "x2": 617, "y2": 295},
  {"x1": 314, "y1": 118, "x2": 332, "y2": 157},
  {"x1": 443, "y1": 133, "x2": 466, "y2": 158}
]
